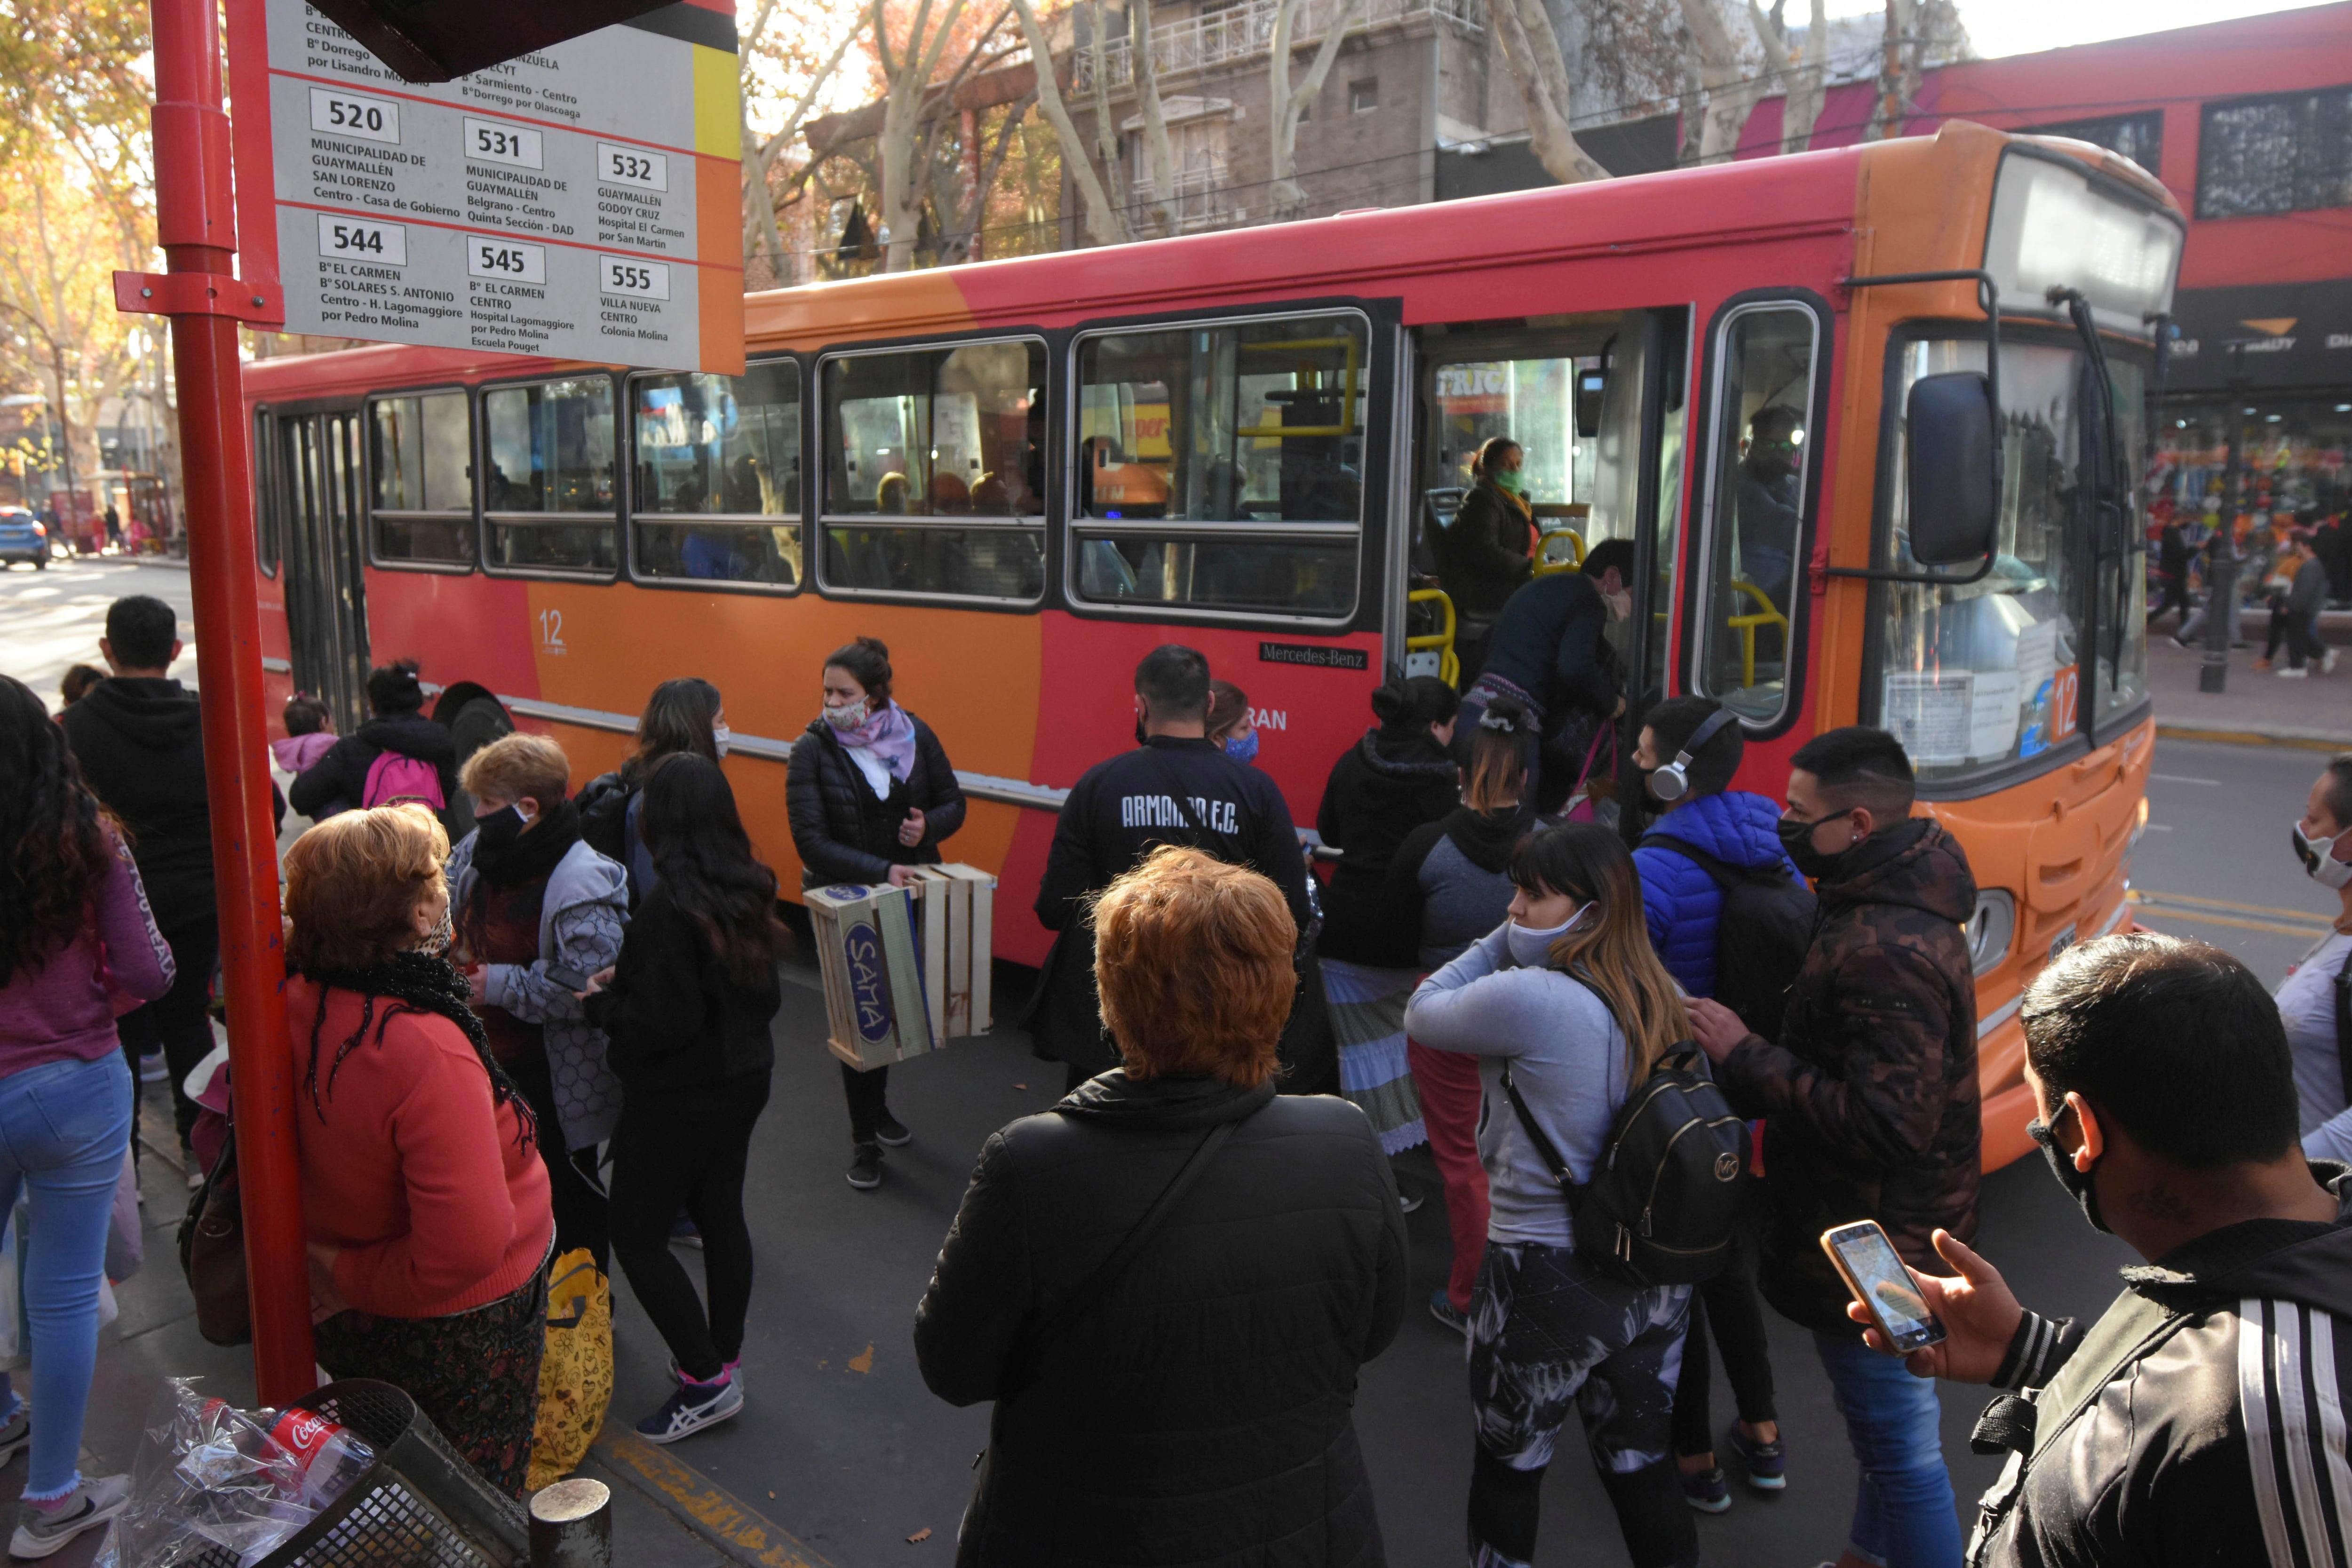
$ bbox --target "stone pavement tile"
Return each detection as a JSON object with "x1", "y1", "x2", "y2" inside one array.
[{"x1": 2146, "y1": 623, "x2": 2352, "y2": 745}]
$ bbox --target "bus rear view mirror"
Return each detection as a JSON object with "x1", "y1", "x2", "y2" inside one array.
[{"x1": 1906, "y1": 371, "x2": 1998, "y2": 566}]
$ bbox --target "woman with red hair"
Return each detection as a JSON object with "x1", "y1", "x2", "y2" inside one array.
[{"x1": 916, "y1": 846, "x2": 1408, "y2": 1566}]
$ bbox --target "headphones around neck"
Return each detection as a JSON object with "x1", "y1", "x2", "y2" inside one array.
[{"x1": 1648, "y1": 709, "x2": 1740, "y2": 803}]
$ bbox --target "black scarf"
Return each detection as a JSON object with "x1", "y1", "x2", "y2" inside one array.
[
  {"x1": 293, "y1": 949, "x2": 535, "y2": 1149},
  {"x1": 472, "y1": 797, "x2": 582, "y2": 890}
]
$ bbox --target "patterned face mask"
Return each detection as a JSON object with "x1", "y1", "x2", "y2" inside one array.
[{"x1": 416, "y1": 898, "x2": 455, "y2": 956}]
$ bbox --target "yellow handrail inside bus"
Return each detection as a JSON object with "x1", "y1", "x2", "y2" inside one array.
[
  {"x1": 1406, "y1": 587, "x2": 1459, "y2": 687},
  {"x1": 1233, "y1": 335, "x2": 1360, "y2": 438},
  {"x1": 1532, "y1": 529, "x2": 1586, "y2": 576},
  {"x1": 1726, "y1": 579, "x2": 1789, "y2": 690}
]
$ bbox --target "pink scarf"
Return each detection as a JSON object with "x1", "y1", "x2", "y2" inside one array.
[{"x1": 832, "y1": 700, "x2": 918, "y2": 783}]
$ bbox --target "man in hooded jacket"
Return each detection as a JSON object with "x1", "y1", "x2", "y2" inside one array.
[
  {"x1": 1855, "y1": 932, "x2": 2352, "y2": 1568},
  {"x1": 60, "y1": 595, "x2": 232, "y2": 1176},
  {"x1": 1690, "y1": 724, "x2": 1979, "y2": 1568}
]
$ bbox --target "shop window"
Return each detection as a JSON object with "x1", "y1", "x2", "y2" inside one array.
[
  {"x1": 2196, "y1": 86, "x2": 2352, "y2": 218},
  {"x1": 483, "y1": 377, "x2": 619, "y2": 574},
  {"x1": 1073, "y1": 311, "x2": 1364, "y2": 619},
  {"x1": 1696, "y1": 306, "x2": 1816, "y2": 721},
  {"x1": 368, "y1": 390, "x2": 474, "y2": 566},
  {"x1": 633, "y1": 360, "x2": 802, "y2": 589},
  {"x1": 819, "y1": 339, "x2": 1046, "y2": 601}
]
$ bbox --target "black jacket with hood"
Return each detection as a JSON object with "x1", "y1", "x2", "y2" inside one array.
[
  {"x1": 59, "y1": 676, "x2": 215, "y2": 931},
  {"x1": 914, "y1": 1072, "x2": 1408, "y2": 1568},
  {"x1": 1383, "y1": 804, "x2": 1536, "y2": 971},
  {"x1": 290, "y1": 710, "x2": 459, "y2": 820},
  {"x1": 1969, "y1": 1164, "x2": 2352, "y2": 1567},
  {"x1": 1314, "y1": 729, "x2": 1459, "y2": 968},
  {"x1": 1717, "y1": 816, "x2": 1981, "y2": 1333},
  {"x1": 582, "y1": 880, "x2": 779, "y2": 1093}
]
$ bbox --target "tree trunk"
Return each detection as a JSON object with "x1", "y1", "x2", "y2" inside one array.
[
  {"x1": 1486, "y1": 0, "x2": 1614, "y2": 184},
  {"x1": 1006, "y1": 0, "x2": 1129, "y2": 246},
  {"x1": 1131, "y1": 0, "x2": 1182, "y2": 234},
  {"x1": 1088, "y1": 1, "x2": 1132, "y2": 224},
  {"x1": 1781, "y1": 0, "x2": 1828, "y2": 153}
]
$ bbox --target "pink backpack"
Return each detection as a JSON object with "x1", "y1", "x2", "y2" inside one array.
[{"x1": 362, "y1": 750, "x2": 445, "y2": 811}]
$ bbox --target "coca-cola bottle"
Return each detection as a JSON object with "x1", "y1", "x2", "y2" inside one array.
[{"x1": 266, "y1": 1409, "x2": 375, "y2": 1511}]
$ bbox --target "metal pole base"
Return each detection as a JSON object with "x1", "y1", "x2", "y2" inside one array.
[{"x1": 529, "y1": 1478, "x2": 612, "y2": 1568}]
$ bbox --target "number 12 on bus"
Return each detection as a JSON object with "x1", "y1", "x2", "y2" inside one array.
[{"x1": 244, "y1": 123, "x2": 2181, "y2": 1169}]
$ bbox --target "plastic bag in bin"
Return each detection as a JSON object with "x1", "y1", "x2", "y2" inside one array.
[{"x1": 121, "y1": 1379, "x2": 375, "y2": 1566}]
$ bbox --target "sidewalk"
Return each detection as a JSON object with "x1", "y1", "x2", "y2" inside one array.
[{"x1": 2147, "y1": 613, "x2": 2352, "y2": 748}]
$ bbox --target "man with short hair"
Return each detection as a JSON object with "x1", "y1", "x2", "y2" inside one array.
[
  {"x1": 1861, "y1": 932, "x2": 2352, "y2": 1568},
  {"x1": 1028, "y1": 645, "x2": 1313, "y2": 1094},
  {"x1": 1736, "y1": 405, "x2": 1804, "y2": 608},
  {"x1": 1688, "y1": 724, "x2": 1980, "y2": 1568},
  {"x1": 59, "y1": 596, "x2": 217, "y2": 1180},
  {"x1": 1630, "y1": 695, "x2": 1797, "y2": 1511}
]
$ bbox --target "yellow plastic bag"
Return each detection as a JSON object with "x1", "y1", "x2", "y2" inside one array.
[{"x1": 526, "y1": 1248, "x2": 613, "y2": 1491}]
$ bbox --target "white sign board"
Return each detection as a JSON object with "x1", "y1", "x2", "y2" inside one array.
[{"x1": 225, "y1": 0, "x2": 744, "y2": 374}]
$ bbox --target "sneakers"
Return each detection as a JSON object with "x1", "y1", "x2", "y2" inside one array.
[
  {"x1": 846, "y1": 1144, "x2": 883, "y2": 1190},
  {"x1": 634, "y1": 1372, "x2": 743, "y2": 1446},
  {"x1": 136, "y1": 1053, "x2": 167, "y2": 1084},
  {"x1": 1678, "y1": 1464, "x2": 1732, "y2": 1514},
  {"x1": 1427, "y1": 1288, "x2": 1468, "y2": 1337},
  {"x1": 667, "y1": 1355, "x2": 741, "y2": 1388},
  {"x1": 11, "y1": 1474, "x2": 129, "y2": 1559},
  {"x1": 1399, "y1": 1190, "x2": 1423, "y2": 1215},
  {"x1": 1723, "y1": 1422, "x2": 1787, "y2": 1492},
  {"x1": 669, "y1": 1215, "x2": 703, "y2": 1250},
  {"x1": 0, "y1": 1403, "x2": 27, "y2": 1468},
  {"x1": 2254, "y1": 656, "x2": 2274, "y2": 670},
  {"x1": 872, "y1": 1112, "x2": 912, "y2": 1149},
  {"x1": 2328, "y1": 648, "x2": 2341, "y2": 675},
  {"x1": 2279, "y1": 665, "x2": 2309, "y2": 679}
]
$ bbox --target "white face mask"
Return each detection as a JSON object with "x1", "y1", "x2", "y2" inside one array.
[
  {"x1": 823, "y1": 700, "x2": 866, "y2": 732},
  {"x1": 1505, "y1": 907, "x2": 1583, "y2": 968},
  {"x1": 2293, "y1": 821, "x2": 2352, "y2": 890},
  {"x1": 712, "y1": 723, "x2": 731, "y2": 759}
]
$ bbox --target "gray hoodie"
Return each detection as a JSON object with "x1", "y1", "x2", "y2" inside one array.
[
  {"x1": 1404, "y1": 923, "x2": 1629, "y2": 1250},
  {"x1": 445, "y1": 832, "x2": 629, "y2": 1150}
]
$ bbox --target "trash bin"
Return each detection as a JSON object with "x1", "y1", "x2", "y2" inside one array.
[{"x1": 187, "y1": 1379, "x2": 529, "y2": 1568}]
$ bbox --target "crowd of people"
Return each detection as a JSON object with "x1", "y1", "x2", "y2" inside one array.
[
  {"x1": 2149, "y1": 501, "x2": 2346, "y2": 677},
  {"x1": 2, "y1": 582, "x2": 2349, "y2": 1566}
]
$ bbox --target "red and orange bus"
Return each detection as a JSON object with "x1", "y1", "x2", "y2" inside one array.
[{"x1": 244, "y1": 119, "x2": 2181, "y2": 1167}]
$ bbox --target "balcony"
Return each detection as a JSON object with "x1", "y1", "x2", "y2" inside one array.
[{"x1": 1073, "y1": 0, "x2": 1483, "y2": 96}]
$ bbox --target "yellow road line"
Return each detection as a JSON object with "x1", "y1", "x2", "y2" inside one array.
[
  {"x1": 593, "y1": 1431, "x2": 839, "y2": 1568},
  {"x1": 2128, "y1": 890, "x2": 2337, "y2": 923},
  {"x1": 2129, "y1": 907, "x2": 2334, "y2": 938},
  {"x1": 2155, "y1": 724, "x2": 2352, "y2": 754}
]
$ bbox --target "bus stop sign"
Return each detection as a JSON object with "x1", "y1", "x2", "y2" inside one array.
[
  {"x1": 223, "y1": 0, "x2": 744, "y2": 374},
  {"x1": 305, "y1": 0, "x2": 688, "y2": 83}
]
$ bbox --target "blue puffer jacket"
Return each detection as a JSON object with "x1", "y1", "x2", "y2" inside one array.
[{"x1": 1634, "y1": 789, "x2": 1801, "y2": 998}]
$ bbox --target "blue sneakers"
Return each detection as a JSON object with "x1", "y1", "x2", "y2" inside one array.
[
  {"x1": 1678, "y1": 1464, "x2": 1732, "y2": 1513},
  {"x1": 1428, "y1": 1289, "x2": 1468, "y2": 1337},
  {"x1": 636, "y1": 1371, "x2": 743, "y2": 1445},
  {"x1": 1723, "y1": 1422, "x2": 1788, "y2": 1491}
]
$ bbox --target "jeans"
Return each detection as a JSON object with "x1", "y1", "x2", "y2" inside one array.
[
  {"x1": 0, "y1": 1055, "x2": 134, "y2": 1497},
  {"x1": 1813, "y1": 1331, "x2": 1962, "y2": 1568},
  {"x1": 839, "y1": 1061, "x2": 892, "y2": 1148},
  {"x1": 1406, "y1": 1041, "x2": 1487, "y2": 1311},
  {"x1": 116, "y1": 915, "x2": 217, "y2": 1157},
  {"x1": 609, "y1": 1071, "x2": 771, "y2": 1382}
]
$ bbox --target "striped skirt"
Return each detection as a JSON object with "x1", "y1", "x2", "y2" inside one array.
[{"x1": 1319, "y1": 957, "x2": 1426, "y2": 1155}]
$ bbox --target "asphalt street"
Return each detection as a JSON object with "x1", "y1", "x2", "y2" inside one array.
[{"x1": 2, "y1": 556, "x2": 2342, "y2": 1566}]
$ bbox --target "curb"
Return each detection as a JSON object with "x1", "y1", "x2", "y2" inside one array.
[{"x1": 2155, "y1": 723, "x2": 2352, "y2": 753}]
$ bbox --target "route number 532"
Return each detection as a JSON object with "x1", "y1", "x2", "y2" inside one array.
[{"x1": 595, "y1": 141, "x2": 668, "y2": 192}]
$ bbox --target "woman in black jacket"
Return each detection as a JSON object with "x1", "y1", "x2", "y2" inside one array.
[
  {"x1": 785, "y1": 636, "x2": 965, "y2": 1190},
  {"x1": 916, "y1": 846, "x2": 1407, "y2": 1568},
  {"x1": 574, "y1": 677, "x2": 725, "y2": 904},
  {"x1": 1431, "y1": 436, "x2": 1537, "y2": 678},
  {"x1": 289, "y1": 661, "x2": 459, "y2": 827},
  {"x1": 583, "y1": 756, "x2": 783, "y2": 1447}
]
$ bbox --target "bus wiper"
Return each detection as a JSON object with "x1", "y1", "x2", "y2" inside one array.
[{"x1": 2049, "y1": 287, "x2": 2132, "y2": 686}]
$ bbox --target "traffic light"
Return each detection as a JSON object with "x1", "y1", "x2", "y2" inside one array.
[{"x1": 303, "y1": 0, "x2": 694, "y2": 82}]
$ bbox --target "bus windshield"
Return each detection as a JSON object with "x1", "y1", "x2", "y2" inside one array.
[{"x1": 1873, "y1": 335, "x2": 2152, "y2": 784}]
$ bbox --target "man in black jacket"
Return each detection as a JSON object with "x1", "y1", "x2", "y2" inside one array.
[
  {"x1": 1852, "y1": 932, "x2": 2352, "y2": 1568},
  {"x1": 60, "y1": 596, "x2": 216, "y2": 1177},
  {"x1": 1028, "y1": 645, "x2": 1312, "y2": 1093}
]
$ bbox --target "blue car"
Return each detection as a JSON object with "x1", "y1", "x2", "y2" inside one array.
[{"x1": 0, "y1": 509, "x2": 46, "y2": 570}]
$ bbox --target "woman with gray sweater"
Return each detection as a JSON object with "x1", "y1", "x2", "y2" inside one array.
[{"x1": 1404, "y1": 822, "x2": 1696, "y2": 1568}]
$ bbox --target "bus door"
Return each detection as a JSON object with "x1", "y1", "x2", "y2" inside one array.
[
  {"x1": 1390, "y1": 310, "x2": 1689, "y2": 781},
  {"x1": 277, "y1": 410, "x2": 372, "y2": 734}
]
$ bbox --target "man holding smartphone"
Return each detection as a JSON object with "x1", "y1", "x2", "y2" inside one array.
[
  {"x1": 1857, "y1": 932, "x2": 2351, "y2": 1568},
  {"x1": 1687, "y1": 726, "x2": 1980, "y2": 1568}
]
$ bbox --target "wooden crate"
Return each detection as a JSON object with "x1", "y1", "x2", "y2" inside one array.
[
  {"x1": 806, "y1": 882, "x2": 933, "y2": 1072},
  {"x1": 907, "y1": 864, "x2": 996, "y2": 1040}
]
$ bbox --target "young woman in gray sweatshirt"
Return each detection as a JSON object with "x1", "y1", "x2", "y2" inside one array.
[{"x1": 1404, "y1": 822, "x2": 1697, "y2": 1568}]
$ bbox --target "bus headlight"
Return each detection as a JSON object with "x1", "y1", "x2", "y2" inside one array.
[
  {"x1": 1965, "y1": 889, "x2": 2017, "y2": 977},
  {"x1": 2129, "y1": 797, "x2": 2150, "y2": 849}
]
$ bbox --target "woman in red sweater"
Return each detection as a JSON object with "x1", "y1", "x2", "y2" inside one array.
[{"x1": 283, "y1": 803, "x2": 555, "y2": 1496}]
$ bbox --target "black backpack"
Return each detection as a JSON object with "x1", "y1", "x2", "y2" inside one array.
[
  {"x1": 1639, "y1": 834, "x2": 1817, "y2": 1039},
  {"x1": 1501, "y1": 1031, "x2": 1751, "y2": 1289}
]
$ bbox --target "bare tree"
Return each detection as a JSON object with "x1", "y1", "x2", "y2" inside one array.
[
  {"x1": 1004, "y1": 0, "x2": 1131, "y2": 245},
  {"x1": 741, "y1": 0, "x2": 867, "y2": 286},
  {"x1": 1128, "y1": 0, "x2": 1184, "y2": 235},
  {"x1": 872, "y1": 0, "x2": 1023, "y2": 271},
  {"x1": 1866, "y1": 0, "x2": 1964, "y2": 141},
  {"x1": 1751, "y1": 0, "x2": 1828, "y2": 153},
  {"x1": 1267, "y1": 0, "x2": 1376, "y2": 220},
  {"x1": 1487, "y1": 0, "x2": 1646, "y2": 185}
]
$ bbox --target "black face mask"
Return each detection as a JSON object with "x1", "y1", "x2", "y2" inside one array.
[
  {"x1": 2027, "y1": 1111, "x2": 2110, "y2": 1234},
  {"x1": 1776, "y1": 813, "x2": 1848, "y2": 880}
]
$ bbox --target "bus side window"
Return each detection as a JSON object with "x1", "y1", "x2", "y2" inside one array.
[
  {"x1": 1071, "y1": 311, "x2": 1364, "y2": 619},
  {"x1": 818, "y1": 340, "x2": 1046, "y2": 603},
  {"x1": 1697, "y1": 306, "x2": 1818, "y2": 720},
  {"x1": 368, "y1": 391, "x2": 476, "y2": 568},
  {"x1": 631, "y1": 360, "x2": 802, "y2": 590},
  {"x1": 483, "y1": 377, "x2": 620, "y2": 576}
]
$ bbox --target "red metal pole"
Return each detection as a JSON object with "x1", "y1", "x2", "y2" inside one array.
[{"x1": 149, "y1": 0, "x2": 315, "y2": 1404}]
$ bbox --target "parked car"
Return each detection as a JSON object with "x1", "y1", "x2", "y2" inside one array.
[{"x1": 0, "y1": 509, "x2": 48, "y2": 570}]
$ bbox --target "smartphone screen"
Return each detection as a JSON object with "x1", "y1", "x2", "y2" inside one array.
[{"x1": 1828, "y1": 1225, "x2": 1943, "y2": 1351}]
